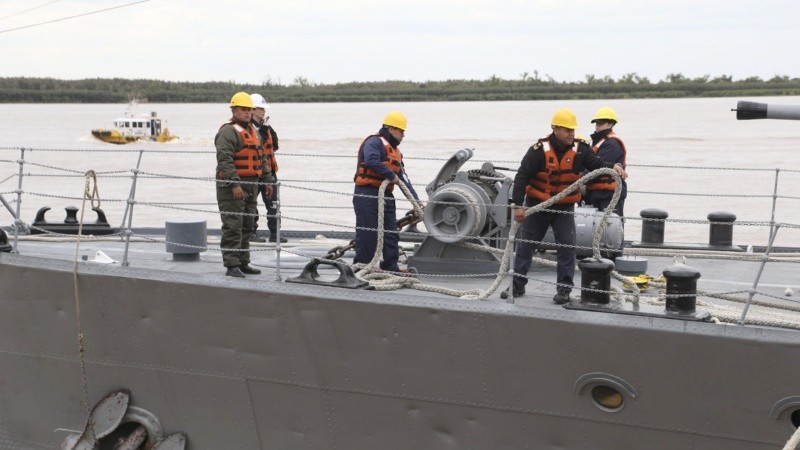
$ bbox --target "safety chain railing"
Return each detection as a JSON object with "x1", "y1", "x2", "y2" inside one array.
[
  {"x1": 3, "y1": 150, "x2": 797, "y2": 237},
  {"x1": 1, "y1": 147, "x2": 799, "y2": 327}
]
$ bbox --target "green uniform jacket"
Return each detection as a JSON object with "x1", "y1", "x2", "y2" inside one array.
[{"x1": 214, "y1": 121, "x2": 275, "y2": 188}]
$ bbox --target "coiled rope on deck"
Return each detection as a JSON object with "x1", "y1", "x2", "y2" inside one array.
[{"x1": 353, "y1": 168, "x2": 634, "y2": 301}]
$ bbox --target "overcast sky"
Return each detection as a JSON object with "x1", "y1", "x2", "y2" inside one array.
[{"x1": 2, "y1": 0, "x2": 799, "y2": 85}]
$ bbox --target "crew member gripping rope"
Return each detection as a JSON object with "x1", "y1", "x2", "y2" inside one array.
[
  {"x1": 352, "y1": 111, "x2": 424, "y2": 273},
  {"x1": 509, "y1": 108, "x2": 627, "y2": 304}
]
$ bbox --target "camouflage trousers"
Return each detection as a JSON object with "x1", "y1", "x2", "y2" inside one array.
[{"x1": 217, "y1": 177, "x2": 259, "y2": 268}]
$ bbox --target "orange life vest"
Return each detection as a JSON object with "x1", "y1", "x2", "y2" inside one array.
[
  {"x1": 354, "y1": 135, "x2": 403, "y2": 192},
  {"x1": 525, "y1": 137, "x2": 582, "y2": 205},
  {"x1": 261, "y1": 127, "x2": 279, "y2": 173},
  {"x1": 587, "y1": 132, "x2": 627, "y2": 191},
  {"x1": 228, "y1": 122, "x2": 264, "y2": 177}
]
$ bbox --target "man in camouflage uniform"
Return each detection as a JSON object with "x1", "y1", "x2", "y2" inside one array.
[{"x1": 215, "y1": 92, "x2": 274, "y2": 277}]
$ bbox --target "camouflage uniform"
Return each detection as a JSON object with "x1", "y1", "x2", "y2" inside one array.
[{"x1": 215, "y1": 121, "x2": 274, "y2": 268}]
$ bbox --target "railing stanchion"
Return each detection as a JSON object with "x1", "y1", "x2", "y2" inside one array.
[
  {"x1": 767, "y1": 168, "x2": 780, "y2": 246},
  {"x1": 274, "y1": 181, "x2": 281, "y2": 281},
  {"x1": 738, "y1": 223, "x2": 780, "y2": 325},
  {"x1": 120, "y1": 150, "x2": 145, "y2": 267},
  {"x1": 504, "y1": 203, "x2": 516, "y2": 304},
  {"x1": 12, "y1": 147, "x2": 26, "y2": 253}
]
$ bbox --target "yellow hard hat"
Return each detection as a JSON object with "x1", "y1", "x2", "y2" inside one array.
[
  {"x1": 551, "y1": 109, "x2": 578, "y2": 130},
  {"x1": 591, "y1": 106, "x2": 619, "y2": 123},
  {"x1": 230, "y1": 92, "x2": 254, "y2": 108},
  {"x1": 383, "y1": 111, "x2": 407, "y2": 131}
]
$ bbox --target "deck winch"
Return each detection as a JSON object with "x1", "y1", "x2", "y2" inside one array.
[
  {"x1": 407, "y1": 149, "x2": 624, "y2": 274},
  {"x1": 408, "y1": 149, "x2": 512, "y2": 274}
]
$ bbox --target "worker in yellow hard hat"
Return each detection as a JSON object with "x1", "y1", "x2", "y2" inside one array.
[
  {"x1": 585, "y1": 106, "x2": 627, "y2": 217},
  {"x1": 352, "y1": 111, "x2": 423, "y2": 273},
  {"x1": 502, "y1": 108, "x2": 627, "y2": 304},
  {"x1": 214, "y1": 92, "x2": 274, "y2": 278}
]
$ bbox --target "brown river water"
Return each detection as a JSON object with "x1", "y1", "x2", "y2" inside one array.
[{"x1": 0, "y1": 97, "x2": 798, "y2": 248}]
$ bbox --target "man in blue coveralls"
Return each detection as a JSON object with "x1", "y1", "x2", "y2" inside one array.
[
  {"x1": 584, "y1": 106, "x2": 628, "y2": 218},
  {"x1": 352, "y1": 111, "x2": 422, "y2": 273}
]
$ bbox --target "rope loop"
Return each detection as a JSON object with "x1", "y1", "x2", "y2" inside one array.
[{"x1": 83, "y1": 169, "x2": 101, "y2": 210}]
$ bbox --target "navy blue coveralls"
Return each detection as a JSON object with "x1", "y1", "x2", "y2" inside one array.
[
  {"x1": 353, "y1": 127, "x2": 419, "y2": 271},
  {"x1": 253, "y1": 124, "x2": 280, "y2": 238},
  {"x1": 585, "y1": 128, "x2": 627, "y2": 217},
  {"x1": 511, "y1": 135, "x2": 616, "y2": 294}
]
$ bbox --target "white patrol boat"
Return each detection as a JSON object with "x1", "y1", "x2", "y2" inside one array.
[{"x1": 91, "y1": 101, "x2": 177, "y2": 145}]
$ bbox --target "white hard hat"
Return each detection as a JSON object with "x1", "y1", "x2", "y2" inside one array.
[{"x1": 249, "y1": 93, "x2": 269, "y2": 110}]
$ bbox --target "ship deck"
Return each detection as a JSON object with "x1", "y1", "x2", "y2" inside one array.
[{"x1": 7, "y1": 230, "x2": 799, "y2": 326}]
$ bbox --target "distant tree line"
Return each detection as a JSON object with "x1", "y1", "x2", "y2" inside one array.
[{"x1": 0, "y1": 73, "x2": 799, "y2": 103}]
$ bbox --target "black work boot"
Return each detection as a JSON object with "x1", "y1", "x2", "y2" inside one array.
[
  {"x1": 239, "y1": 264, "x2": 262, "y2": 275},
  {"x1": 500, "y1": 285, "x2": 525, "y2": 299},
  {"x1": 226, "y1": 267, "x2": 245, "y2": 278},
  {"x1": 553, "y1": 291, "x2": 571, "y2": 305}
]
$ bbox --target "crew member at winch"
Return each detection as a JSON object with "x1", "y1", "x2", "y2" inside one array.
[
  {"x1": 507, "y1": 108, "x2": 627, "y2": 303},
  {"x1": 352, "y1": 111, "x2": 422, "y2": 273},
  {"x1": 249, "y1": 93, "x2": 286, "y2": 243},
  {"x1": 584, "y1": 106, "x2": 627, "y2": 217},
  {"x1": 215, "y1": 92, "x2": 274, "y2": 278}
]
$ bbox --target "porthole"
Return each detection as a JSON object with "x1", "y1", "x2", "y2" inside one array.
[
  {"x1": 769, "y1": 396, "x2": 800, "y2": 430},
  {"x1": 591, "y1": 385, "x2": 624, "y2": 412},
  {"x1": 574, "y1": 372, "x2": 637, "y2": 414}
]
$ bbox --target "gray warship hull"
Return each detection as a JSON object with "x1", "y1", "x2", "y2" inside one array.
[{"x1": 1, "y1": 238, "x2": 799, "y2": 449}]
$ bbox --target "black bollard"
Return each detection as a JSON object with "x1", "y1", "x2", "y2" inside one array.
[
  {"x1": 640, "y1": 208, "x2": 669, "y2": 245},
  {"x1": 0, "y1": 228, "x2": 10, "y2": 252},
  {"x1": 578, "y1": 257, "x2": 615, "y2": 304},
  {"x1": 662, "y1": 264, "x2": 701, "y2": 313},
  {"x1": 64, "y1": 206, "x2": 79, "y2": 224},
  {"x1": 708, "y1": 211, "x2": 736, "y2": 247}
]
